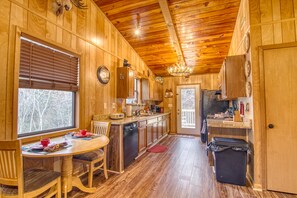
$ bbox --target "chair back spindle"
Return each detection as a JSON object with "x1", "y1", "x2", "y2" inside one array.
[
  {"x1": 0, "y1": 140, "x2": 24, "y2": 197},
  {"x1": 91, "y1": 121, "x2": 111, "y2": 137}
]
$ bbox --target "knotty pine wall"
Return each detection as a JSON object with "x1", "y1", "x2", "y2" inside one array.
[
  {"x1": 162, "y1": 74, "x2": 218, "y2": 134},
  {"x1": 249, "y1": 0, "x2": 297, "y2": 190},
  {"x1": 0, "y1": 0, "x2": 153, "y2": 140}
]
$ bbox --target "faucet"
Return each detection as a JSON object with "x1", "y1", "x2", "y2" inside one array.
[{"x1": 134, "y1": 109, "x2": 144, "y2": 116}]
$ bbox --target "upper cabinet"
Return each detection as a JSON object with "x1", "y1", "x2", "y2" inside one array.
[
  {"x1": 219, "y1": 55, "x2": 246, "y2": 100},
  {"x1": 153, "y1": 82, "x2": 163, "y2": 101},
  {"x1": 141, "y1": 78, "x2": 163, "y2": 101},
  {"x1": 117, "y1": 67, "x2": 135, "y2": 98},
  {"x1": 142, "y1": 78, "x2": 150, "y2": 100}
]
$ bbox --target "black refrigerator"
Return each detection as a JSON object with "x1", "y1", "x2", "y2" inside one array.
[{"x1": 200, "y1": 90, "x2": 229, "y2": 143}]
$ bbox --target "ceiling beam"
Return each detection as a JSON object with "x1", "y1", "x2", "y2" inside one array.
[{"x1": 158, "y1": 0, "x2": 185, "y2": 64}]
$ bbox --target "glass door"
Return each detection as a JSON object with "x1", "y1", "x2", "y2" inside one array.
[{"x1": 176, "y1": 85, "x2": 200, "y2": 135}]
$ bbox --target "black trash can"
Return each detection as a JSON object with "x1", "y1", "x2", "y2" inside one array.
[{"x1": 207, "y1": 137, "x2": 249, "y2": 186}]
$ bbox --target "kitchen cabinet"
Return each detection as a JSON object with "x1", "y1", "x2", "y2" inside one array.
[
  {"x1": 138, "y1": 121, "x2": 147, "y2": 154},
  {"x1": 149, "y1": 79, "x2": 154, "y2": 100},
  {"x1": 153, "y1": 122, "x2": 158, "y2": 143},
  {"x1": 153, "y1": 82, "x2": 163, "y2": 101},
  {"x1": 141, "y1": 78, "x2": 150, "y2": 100},
  {"x1": 166, "y1": 115, "x2": 170, "y2": 134},
  {"x1": 141, "y1": 78, "x2": 163, "y2": 101},
  {"x1": 117, "y1": 67, "x2": 134, "y2": 98},
  {"x1": 218, "y1": 55, "x2": 246, "y2": 100},
  {"x1": 146, "y1": 123, "x2": 153, "y2": 147},
  {"x1": 162, "y1": 118, "x2": 166, "y2": 136},
  {"x1": 157, "y1": 117, "x2": 163, "y2": 139}
]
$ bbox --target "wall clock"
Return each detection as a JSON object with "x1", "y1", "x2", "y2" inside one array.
[
  {"x1": 246, "y1": 81, "x2": 252, "y2": 97},
  {"x1": 97, "y1": 65, "x2": 110, "y2": 84},
  {"x1": 244, "y1": 32, "x2": 250, "y2": 53},
  {"x1": 245, "y1": 60, "x2": 251, "y2": 78}
]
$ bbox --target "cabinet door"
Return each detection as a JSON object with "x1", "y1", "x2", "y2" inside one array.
[
  {"x1": 220, "y1": 62, "x2": 227, "y2": 99},
  {"x1": 146, "y1": 124, "x2": 153, "y2": 146},
  {"x1": 138, "y1": 126, "x2": 146, "y2": 153},
  {"x1": 141, "y1": 79, "x2": 150, "y2": 100},
  {"x1": 162, "y1": 119, "x2": 166, "y2": 136},
  {"x1": 128, "y1": 70, "x2": 135, "y2": 98},
  {"x1": 166, "y1": 117, "x2": 170, "y2": 134},
  {"x1": 157, "y1": 121, "x2": 163, "y2": 139},
  {"x1": 152, "y1": 123, "x2": 158, "y2": 142},
  {"x1": 149, "y1": 79, "x2": 154, "y2": 100}
]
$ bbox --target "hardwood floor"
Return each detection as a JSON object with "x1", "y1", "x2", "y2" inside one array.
[{"x1": 69, "y1": 135, "x2": 297, "y2": 198}]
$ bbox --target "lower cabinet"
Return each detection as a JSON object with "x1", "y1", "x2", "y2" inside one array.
[
  {"x1": 138, "y1": 114, "x2": 170, "y2": 157},
  {"x1": 138, "y1": 121, "x2": 147, "y2": 153},
  {"x1": 152, "y1": 122, "x2": 158, "y2": 142},
  {"x1": 157, "y1": 120, "x2": 163, "y2": 139},
  {"x1": 146, "y1": 123, "x2": 153, "y2": 147},
  {"x1": 162, "y1": 119, "x2": 166, "y2": 136}
]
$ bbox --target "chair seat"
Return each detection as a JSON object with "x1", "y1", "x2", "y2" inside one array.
[
  {"x1": 73, "y1": 149, "x2": 104, "y2": 161},
  {"x1": 1, "y1": 169, "x2": 61, "y2": 195}
]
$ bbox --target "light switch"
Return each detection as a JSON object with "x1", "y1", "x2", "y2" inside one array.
[
  {"x1": 168, "y1": 104, "x2": 172, "y2": 108},
  {"x1": 104, "y1": 103, "x2": 107, "y2": 109}
]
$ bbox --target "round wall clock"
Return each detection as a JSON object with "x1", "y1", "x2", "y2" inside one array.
[
  {"x1": 97, "y1": 65, "x2": 110, "y2": 84},
  {"x1": 244, "y1": 32, "x2": 250, "y2": 53},
  {"x1": 246, "y1": 81, "x2": 252, "y2": 97},
  {"x1": 245, "y1": 60, "x2": 251, "y2": 78}
]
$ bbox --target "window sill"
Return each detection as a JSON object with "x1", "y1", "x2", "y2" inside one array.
[{"x1": 19, "y1": 128, "x2": 79, "y2": 144}]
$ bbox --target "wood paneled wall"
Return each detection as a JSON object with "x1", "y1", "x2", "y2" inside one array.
[
  {"x1": 226, "y1": 0, "x2": 255, "y2": 185},
  {"x1": 162, "y1": 74, "x2": 218, "y2": 134},
  {"x1": 0, "y1": 0, "x2": 153, "y2": 140},
  {"x1": 249, "y1": 0, "x2": 297, "y2": 190}
]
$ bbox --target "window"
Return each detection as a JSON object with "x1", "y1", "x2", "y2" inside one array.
[
  {"x1": 18, "y1": 36, "x2": 79, "y2": 136},
  {"x1": 126, "y1": 78, "x2": 140, "y2": 104}
]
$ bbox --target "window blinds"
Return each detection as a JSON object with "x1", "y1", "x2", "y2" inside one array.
[{"x1": 19, "y1": 38, "x2": 79, "y2": 92}]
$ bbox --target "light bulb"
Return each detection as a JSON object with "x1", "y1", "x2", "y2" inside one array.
[{"x1": 135, "y1": 29, "x2": 140, "y2": 35}]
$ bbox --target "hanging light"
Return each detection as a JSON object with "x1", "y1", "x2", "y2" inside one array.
[
  {"x1": 134, "y1": 13, "x2": 141, "y2": 36},
  {"x1": 167, "y1": 56, "x2": 193, "y2": 77}
]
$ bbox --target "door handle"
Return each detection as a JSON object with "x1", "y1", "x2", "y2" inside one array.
[{"x1": 268, "y1": 124, "x2": 274, "y2": 129}]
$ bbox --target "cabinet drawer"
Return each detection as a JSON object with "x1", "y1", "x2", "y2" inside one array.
[{"x1": 147, "y1": 118, "x2": 158, "y2": 125}]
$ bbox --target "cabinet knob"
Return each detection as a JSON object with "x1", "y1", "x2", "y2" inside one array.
[{"x1": 268, "y1": 124, "x2": 274, "y2": 129}]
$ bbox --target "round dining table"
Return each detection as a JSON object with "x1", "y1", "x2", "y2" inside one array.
[{"x1": 22, "y1": 135, "x2": 109, "y2": 196}]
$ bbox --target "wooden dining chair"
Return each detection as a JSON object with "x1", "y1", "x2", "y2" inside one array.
[
  {"x1": 73, "y1": 121, "x2": 111, "y2": 188},
  {"x1": 0, "y1": 140, "x2": 61, "y2": 198}
]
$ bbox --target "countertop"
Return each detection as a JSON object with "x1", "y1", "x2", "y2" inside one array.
[
  {"x1": 207, "y1": 119, "x2": 252, "y2": 129},
  {"x1": 100, "y1": 112, "x2": 171, "y2": 125}
]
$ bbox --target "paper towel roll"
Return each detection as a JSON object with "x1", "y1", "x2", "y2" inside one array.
[{"x1": 126, "y1": 105, "x2": 132, "y2": 117}]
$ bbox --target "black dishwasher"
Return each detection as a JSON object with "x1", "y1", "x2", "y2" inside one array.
[{"x1": 124, "y1": 122, "x2": 138, "y2": 168}]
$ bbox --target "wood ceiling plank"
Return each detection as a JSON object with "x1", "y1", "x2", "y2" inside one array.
[{"x1": 95, "y1": 0, "x2": 240, "y2": 76}]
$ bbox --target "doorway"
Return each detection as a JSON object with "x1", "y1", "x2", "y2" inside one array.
[
  {"x1": 176, "y1": 84, "x2": 200, "y2": 135},
  {"x1": 261, "y1": 45, "x2": 297, "y2": 194}
]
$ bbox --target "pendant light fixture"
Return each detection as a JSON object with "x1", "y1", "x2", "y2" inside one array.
[{"x1": 167, "y1": 55, "x2": 193, "y2": 77}]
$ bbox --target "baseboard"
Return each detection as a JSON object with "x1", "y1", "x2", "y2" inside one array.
[
  {"x1": 246, "y1": 173, "x2": 254, "y2": 187},
  {"x1": 252, "y1": 184, "x2": 263, "y2": 192}
]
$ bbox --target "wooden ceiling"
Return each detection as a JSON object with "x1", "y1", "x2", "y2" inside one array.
[{"x1": 95, "y1": 0, "x2": 240, "y2": 76}]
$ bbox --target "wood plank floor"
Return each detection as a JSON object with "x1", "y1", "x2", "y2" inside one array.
[{"x1": 69, "y1": 135, "x2": 297, "y2": 198}]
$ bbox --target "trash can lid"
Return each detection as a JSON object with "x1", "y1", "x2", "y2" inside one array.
[{"x1": 212, "y1": 137, "x2": 248, "y2": 148}]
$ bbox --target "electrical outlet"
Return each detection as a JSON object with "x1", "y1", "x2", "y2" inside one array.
[
  {"x1": 168, "y1": 104, "x2": 173, "y2": 108},
  {"x1": 104, "y1": 103, "x2": 107, "y2": 109},
  {"x1": 112, "y1": 103, "x2": 116, "y2": 109}
]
